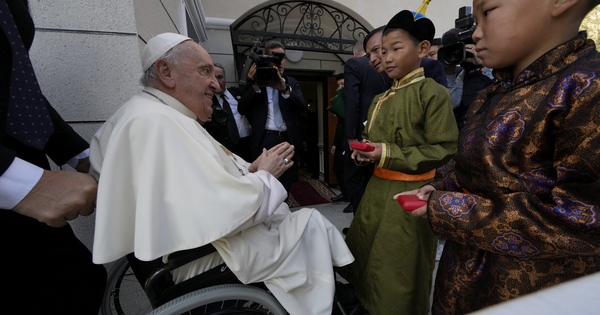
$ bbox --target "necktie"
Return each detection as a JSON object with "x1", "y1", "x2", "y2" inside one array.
[
  {"x1": 1, "y1": 1, "x2": 54, "y2": 150},
  {"x1": 220, "y1": 95, "x2": 240, "y2": 144},
  {"x1": 272, "y1": 89, "x2": 284, "y2": 128}
]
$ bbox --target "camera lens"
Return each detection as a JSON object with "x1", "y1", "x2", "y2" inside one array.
[
  {"x1": 211, "y1": 107, "x2": 227, "y2": 124},
  {"x1": 444, "y1": 48, "x2": 463, "y2": 65},
  {"x1": 257, "y1": 70, "x2": 272, "y2": 84},
  {"x1": 255, "y1": 67, "x2": 278, "y2": 87}
]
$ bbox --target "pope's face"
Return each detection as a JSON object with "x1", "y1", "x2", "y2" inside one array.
[{"x1": 170, "y1": 41, "x2": 218, "y2": 122}]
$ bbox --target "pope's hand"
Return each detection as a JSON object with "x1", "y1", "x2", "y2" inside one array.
[{"x1": 257, "y1": 143, "x2": 295, "y2": 179}]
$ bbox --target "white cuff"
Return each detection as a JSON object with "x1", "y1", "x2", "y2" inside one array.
[
  {"x1": 65, "y1": 148, "x2": 90, "y2": 168},
  {"x1": 0, "y1": 158, "x2": 44, "y2": 209}
]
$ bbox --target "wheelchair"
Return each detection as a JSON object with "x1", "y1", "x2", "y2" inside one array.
[{"x1": 101, "y1": 243, "x2": 358, "y2": 315}]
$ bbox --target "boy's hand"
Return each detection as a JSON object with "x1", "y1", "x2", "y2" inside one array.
[
  {"x1": 393, "y1": 185, "x2": 436, "y2": 217},
  {"x1": 350, "y1": 140, "x2": 382, "y2": 163}
]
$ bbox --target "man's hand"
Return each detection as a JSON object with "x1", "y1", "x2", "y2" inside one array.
[
  {"x1": 465, "y1": 44, "x2": 484, "y2": 66},
  {"x1": 271, "y1": 67, "x2": 289, "y2": 95},
  {"x1": 393, "y1": 185, "x2": 436, "y2": 217},
  {"x1": 330, "y1": 145, "x2": 336, "y2": 156},
  {"x1": 12, "y1": 170, "x2": 98, "y2": 227},
  {"x1": 256, "y1": 142, "x2": 295, "y2": 179},
  {"x1": 248, "y1": 63, "x2": 259, "y2": 91}
]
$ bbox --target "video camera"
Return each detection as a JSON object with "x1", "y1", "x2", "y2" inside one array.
[
  {"x1": 239, "y1": 43, "x2": 286, "y2": 87},
  {"x1": 437, "y1": 6, "x2": 476, "y2": 67}
]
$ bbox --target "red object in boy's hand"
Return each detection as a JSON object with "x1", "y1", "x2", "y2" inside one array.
[
  {"x1": 351, "y1": 142, "x2": 375, "y2": 152},
  {"x1": 397, "y1": 195, "x2": 427, "y2": 211}
]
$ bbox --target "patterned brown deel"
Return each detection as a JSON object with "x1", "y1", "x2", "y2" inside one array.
[{"x1": 428, "y1": 32, "x2": 600, "y2": 314}]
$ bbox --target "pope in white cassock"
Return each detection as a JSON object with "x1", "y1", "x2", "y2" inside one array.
[{"x1": 89, "y1": 33, "x2": 354, "y2": 315}]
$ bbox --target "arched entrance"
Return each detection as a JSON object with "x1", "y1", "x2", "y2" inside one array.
[
  {"x1": 230, "y1": 1, "x2": 372, "y2": 187},
  {"x1": 231, "y1": 1, "x2": 371, "y2": 65}
]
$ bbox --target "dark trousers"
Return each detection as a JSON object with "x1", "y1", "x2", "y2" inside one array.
[
  {"x1": 333, "y1": 147, "x2": 348, "y2": 198},
  {"x1": 344, "y1": 153, "x2": 374, "y2": 213},
  {"x1": 259, "y1": 132, "x2": 296, "y2": 193},
  {"x1": 233, "y1": 136, "x2": 253, "y2": 162},
  {"x1": 0, "y1": 211, "x2": 107, "y2": 314}
]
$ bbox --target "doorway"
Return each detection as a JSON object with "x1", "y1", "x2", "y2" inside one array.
[{"x1": 288, "y1": 70, "x2": 339, "y2": 186}]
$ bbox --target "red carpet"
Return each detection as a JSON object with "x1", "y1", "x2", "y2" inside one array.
[{"x1": 287, "y1": 174, "x2": 337, "y2": 207}]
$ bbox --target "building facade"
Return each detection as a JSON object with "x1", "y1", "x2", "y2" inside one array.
[{"x1": 27, "y1": 0, "x2": 471, "y2": 249}]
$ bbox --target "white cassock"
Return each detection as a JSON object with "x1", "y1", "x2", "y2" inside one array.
[{"x1": 90, "y1": 87, "x2": 354, "y2": 315}]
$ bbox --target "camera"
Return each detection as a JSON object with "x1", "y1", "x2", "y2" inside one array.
[
  {"x1": 211, "y1": 105, "x2": 228, "y2": 124},
  {"x1": 239, "y1": 43, "x2": 286, "y2": 87},
  {"x1": 437, "y1": 6, "x2": 476, "y2": 67}
]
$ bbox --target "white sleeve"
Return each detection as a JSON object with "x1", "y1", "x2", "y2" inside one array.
[
  {"x1": 246, "y1": 170, "x2": 289, "y2": 223},
  {"x1": 0, "y1": 158, "x2": 44, "y2": 209},
  {"x1": 65, "y1": 148, "x2": 90, "y2": 168}
]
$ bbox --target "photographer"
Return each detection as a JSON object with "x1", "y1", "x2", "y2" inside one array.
[
  {"x1": 438, "y1": 7, "x2": 494, "y2": 130},
  {"x1": 205, "y1": 63, "x2": 252, "y2": 161},
  {"x1": 238, "y1": 41, "x2": 307, "y2": 193},
  {"x1": 443, "y1": 27, "x2": 493, "y2": 130}
]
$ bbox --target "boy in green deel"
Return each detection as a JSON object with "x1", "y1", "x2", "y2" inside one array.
[
  {"x1": 337, "y1": 8, "x2": 459, "y2": 315},
  {"x1": 398, "y1": 0, "x2": 600, "y2": 313}
]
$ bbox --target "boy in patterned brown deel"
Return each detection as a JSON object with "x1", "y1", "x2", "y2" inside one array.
[{"x1": 396, "y1": 0, "x2": 600, "y2": 314}]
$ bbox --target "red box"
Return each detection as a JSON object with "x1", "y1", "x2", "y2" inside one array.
[
  {"x1": 351, "y1": 142, "x2": 375, "y2": 152},
  {"x1": 396, "y1": 195, "x2": 427, "y2": 211}
]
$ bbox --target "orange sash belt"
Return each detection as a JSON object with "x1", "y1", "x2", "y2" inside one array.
[{"x1": 373, "y1": 166, "x2": 435, "y2": 181}]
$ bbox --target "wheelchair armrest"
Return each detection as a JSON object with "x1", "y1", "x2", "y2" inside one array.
[{"x1": 144, "y1": 243, "x2": 218, "y2": 308}]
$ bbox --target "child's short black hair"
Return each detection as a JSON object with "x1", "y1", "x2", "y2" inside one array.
[{"x1": 336, "y1": 73, "x2": 345, "y2": 81}]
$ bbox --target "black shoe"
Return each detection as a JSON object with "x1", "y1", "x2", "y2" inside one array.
[
  {"x1": 343, "y1": 204, "x2": 353, "y2": 213},
  {"x1": 331, "y1": 195, "x2": 349, "y2": 202},
  {"x1": 342, "y1": 227, "x2": 349, "y2": 235},
  {"x1": 334, "y1": 282, "x2": 369, "y2": 315},
  {"x1": 346, "y1": 303, "x2": 369, "y2": 315}
]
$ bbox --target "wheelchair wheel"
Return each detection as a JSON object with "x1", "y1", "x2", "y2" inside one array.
[
  {"x1": 147, "y1": 284, "x2": 287, "y2": 315},
  {"x1": 101, "y1": 257, "x2": 153, "y2": 315}
]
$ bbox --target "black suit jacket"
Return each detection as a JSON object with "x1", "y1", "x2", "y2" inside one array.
[
  {"x1": 343, "y1": 56, "x2": 391, "y2": 141},
  {"x1": 238, "y1": 74, "x2": 307, "y2": 158},
  {"x1": 421, "y1": 57, "x2": 448, "y2": 88},
  {"x1": 205, "y1": 87, "x2": 244, "y2": 152},
  {"x1": 0, "y1": 0, "x2": 88, "y2": 184}
]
